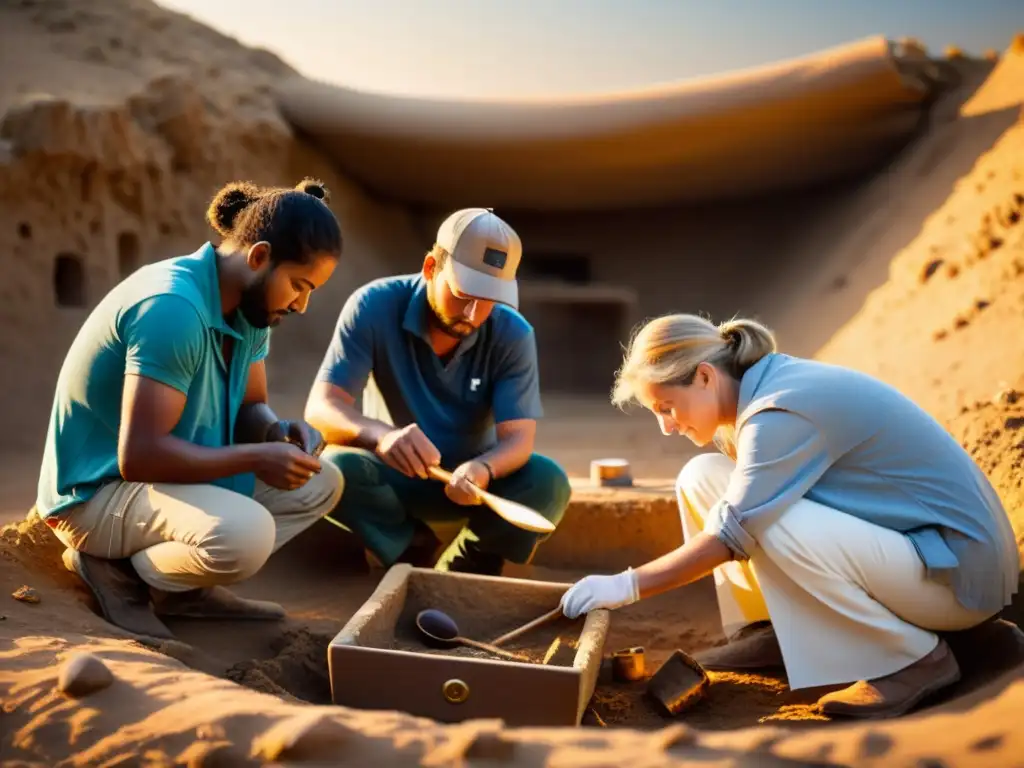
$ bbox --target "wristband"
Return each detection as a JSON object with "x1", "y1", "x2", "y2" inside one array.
[{"x1": 480, "y1": 460, "x2": 494, "y2": 484}]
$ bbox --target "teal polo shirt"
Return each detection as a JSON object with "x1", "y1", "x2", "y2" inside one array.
[
  {"x1": 36, "y1": 243, "x2": 269, "y2": 519},
  {"x1": 315, "y1": 274, "x2": 543, "y2": 466}
]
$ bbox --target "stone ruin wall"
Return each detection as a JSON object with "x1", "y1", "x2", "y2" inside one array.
[{"x1": 0, "y1": 2, "x2": 424, "y2": 451}]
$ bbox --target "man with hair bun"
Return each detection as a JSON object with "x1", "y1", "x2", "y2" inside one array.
[
  {"x1": 305, "y1": 208, "x2": 571, "y2": 575},
  {"x1": 559, "y1": 312, "x2": 1017, "y2": 720},
  {"x1": 36, "y1": 177, "x2": 345, "y2": 640}
]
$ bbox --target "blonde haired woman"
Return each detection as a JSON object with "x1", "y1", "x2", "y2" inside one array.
[{"x1": 559, "y1": 313, "x2": 1018, "y2": 719}]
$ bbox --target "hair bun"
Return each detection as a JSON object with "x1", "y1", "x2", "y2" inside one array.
[
  {"x1": 295, "y1": 177, "x2": 330, "y2": 203},
  {"x1": 207, "y1": 181, "x2": 260, "y2": 236},
  {"x1": 718, "y1": 318, "x2": 777, "y2": 368}
]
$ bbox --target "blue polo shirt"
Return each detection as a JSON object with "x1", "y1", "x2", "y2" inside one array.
[
  {"x1": 36, "y1": 243, "x2": 269, "y2": 519},
  {"x1": 316, "y1": 274, "x2": 543, "y2": 466}
]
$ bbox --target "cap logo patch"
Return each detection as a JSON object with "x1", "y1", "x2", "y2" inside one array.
[{"x1": 482, "y1": 247, "x2": 507, "y2": 270}]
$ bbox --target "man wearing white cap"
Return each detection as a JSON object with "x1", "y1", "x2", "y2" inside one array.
[{"x1": 304, "y1": 208, "x2": 571, "y2": 574}]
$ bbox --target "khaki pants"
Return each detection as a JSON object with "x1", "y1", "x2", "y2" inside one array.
[
  {"x1": 677, "y1": 453, "x2": 992, "y2": 690},
  {"x1": 48, "y1": 462, "x2": 343, "y2": 593}
]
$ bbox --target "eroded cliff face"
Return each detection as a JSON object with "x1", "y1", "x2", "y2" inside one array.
[{"x1": 0, "y1": 0, "x2": 422, "y2": 451}]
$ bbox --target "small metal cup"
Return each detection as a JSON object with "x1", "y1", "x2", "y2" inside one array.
[{"x1": 611, "y1": 646, "x2": 646, "y2": 682}]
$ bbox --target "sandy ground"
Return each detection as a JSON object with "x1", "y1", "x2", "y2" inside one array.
[
  {"x1": 4, "y1": 0, "x2": 1024, "y2": 765},
  {"x1": 4, "y1": 511, "x2": 1024, "y2": 767}
]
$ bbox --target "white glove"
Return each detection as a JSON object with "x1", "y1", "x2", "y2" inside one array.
[{"x1": 559, "y1": 568, "x2": 640, "y2": 619}]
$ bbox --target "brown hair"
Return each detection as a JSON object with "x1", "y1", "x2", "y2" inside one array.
[
  {"x1": 612, "y1": 312, "x2": 777, "y2": 457},
  {"x1": 206, "y1": 177, "x2": 342, "y2": 264}
]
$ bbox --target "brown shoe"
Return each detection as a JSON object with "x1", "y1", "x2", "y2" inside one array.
[
  {"x1": 152, "y1": 586, "x2": 286, "y2": 621},
  {"x1": 62, "y1": 548, "x2": 175, "y2": 640},
  {"x1": 817, "y1": 639, "x2": 960, "y2": 719},
  {"x1": 693, "y1": 621, "x2": 784, "y2": 671}
]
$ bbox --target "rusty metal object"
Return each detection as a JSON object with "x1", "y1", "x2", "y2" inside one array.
[
  {"x1": 590, "y1": 458, "x2": 634, "y2": 487},
  {"x1": 646, "y1": 649, "x2": 710, "y2": 715},
  {"x1": 611, "y1": 646, "x2": 646, "y2": 681}
]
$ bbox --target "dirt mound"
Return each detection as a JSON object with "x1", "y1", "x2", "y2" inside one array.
[
  {"x1": 227, "y1": 628, "x2": 334, "y2": 705},
  {"x1": 815, "y1": 96, "x2": 1024, "y2": 427},
  {"x1": 951, "y1": 390, "x2": 1024, "y2": 512},
  {"x1": 811, "y1": 91, "x2": 1024, "y2": 567}
]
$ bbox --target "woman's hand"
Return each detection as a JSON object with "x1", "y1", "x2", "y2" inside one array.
[
  {"x1": 559, "y1": 535, "x2": 733, "y2": 620},
  {"x1": 559, "y1": 568, "x2": 640, "y2": 619}
]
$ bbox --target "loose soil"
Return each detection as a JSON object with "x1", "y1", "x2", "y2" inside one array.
[{"x1": 587, "y1": 669, "x2": 829, "y2": 731}]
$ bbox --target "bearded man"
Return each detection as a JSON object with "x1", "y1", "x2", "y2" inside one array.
[
  {"x1": 36, "y1": 178, "x2": 345, "y2": 639},
  {"x1": 305, "y1": 208, "x2": 570, "y2": 575}
]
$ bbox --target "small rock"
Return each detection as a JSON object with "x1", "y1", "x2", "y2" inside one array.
[
  {"x1": 12, "y1": 585, "x2": 40, "y2": 603},
  {"x1": 58, "y1": 652, "x2": 114, "y2": 697},
  {"x1": 251, "y1": 713, "x2": 350, "y2": 762},
  {"x1": 920, "y1": 258, "x2": 944, "y2": 282},
  {"x1": 994, "y1": 389, "x2": 1021, "y2": 406}
]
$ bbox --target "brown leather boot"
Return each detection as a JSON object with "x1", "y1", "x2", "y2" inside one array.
[
  {"x1": 817, "y1": 639, "x2": 960, "y2": 719},
  {"x1": 693, "y1": 621, "x2": 785, "y2": 671},
  {"x1": 62, "y1": 548, "x2": 175, "y2": 640},
  {"x1": 152, "y1": 586, "x2": 286, "y2": 621}
]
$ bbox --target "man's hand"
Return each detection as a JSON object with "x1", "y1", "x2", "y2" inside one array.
[
  {"x1": 559, "y1": 569, "x2": 640, "y2": 619},
  {"x1": 444, "y1": 461, "x2": 490, "y2": 506},
  {"x1": 266, "y1": 419, "x2": 325, "y2": 457},
  {"x1": 375, "y1": 424, "x2": 441, "y2": 478},
  {"x1": 253, "y1": 442, "x2": 323, "y2": 490}
]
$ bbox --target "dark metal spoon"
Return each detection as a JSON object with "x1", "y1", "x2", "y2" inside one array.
[{"x1": 414, "y1": 609, "x2": 530, "y2": 662}]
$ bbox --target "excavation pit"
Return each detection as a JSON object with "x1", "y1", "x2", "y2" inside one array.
[{"x1": 328, "y1": 564, "x2": 610, "y2": 727}]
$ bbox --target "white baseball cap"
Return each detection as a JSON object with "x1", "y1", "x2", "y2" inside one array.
[{"x1": 435, "y1": 208, "x2": 522, "y2": 309}]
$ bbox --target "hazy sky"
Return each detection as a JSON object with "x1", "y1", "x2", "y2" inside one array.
[{"x1": 155, "y1": 0, "x2": 1019, "y2": 98}]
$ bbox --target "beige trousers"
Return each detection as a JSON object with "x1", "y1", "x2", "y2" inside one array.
[
  {"x1": 677, "y1": 453, "x2": 992, "y2": 690},
  {"x1": 48, "y1": 462, "x2": 343, "y2": 593}
]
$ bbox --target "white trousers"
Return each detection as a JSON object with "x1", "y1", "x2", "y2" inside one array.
[{"x1": 677, "y1": 453, "x2": 992, "y2": 689}]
